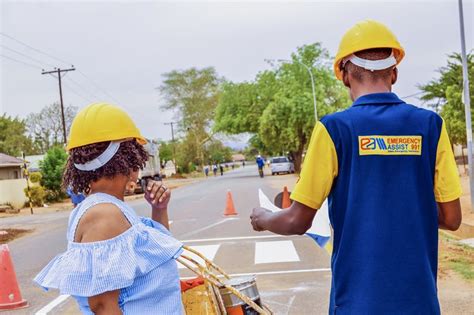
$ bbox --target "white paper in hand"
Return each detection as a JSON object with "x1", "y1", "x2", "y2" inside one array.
[{"x1": 258, "y1": 189, "x2": 282, "y2": 213}]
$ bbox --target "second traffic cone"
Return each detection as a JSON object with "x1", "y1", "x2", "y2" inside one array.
[
  {"x1": 282, "y1": 186, "x2": 292, "y2": 208},
  {"x1": 0, "y1": 244, "x2": 28, "y2": 311},
  {"x1": 224, "y1": 190, "x2": 238, "y2": 216}
]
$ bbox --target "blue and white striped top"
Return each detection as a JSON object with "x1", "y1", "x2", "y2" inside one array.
[{"x1": 34, "y1": 193, "x2": 184, "y2": 314}]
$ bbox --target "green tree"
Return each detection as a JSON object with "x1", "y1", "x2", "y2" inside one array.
[
  {"x1": 0, "y1": 114, "x2": 38, "y2": 156},
  {"x1": 159, "y1": 141, "x2": 174, "y2": 165},
  {"x1": 215, "y1": 43, "x2": 351, "y2": 171},
  {"x1": 158, "y1": 67, "x2": 222, "y2": 167},
  {"x1": 27, "y1": 103, "x2": 78, "y2": 153},
  {"x1": 205, "y1": 140, "x2": 233, "y2": 164},
  {"x1": 419, "y1": 52, "x2": 473, "y2": 146},
  {"x1": 40, "y1": 146, "x2": 68, "y2": 202},
  {"x1": 174, "y1": 137, "x2": 199, "y2": 173}
]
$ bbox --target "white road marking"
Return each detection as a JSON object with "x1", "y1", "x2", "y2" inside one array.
[
  {"x1": 180, "y1": 268, "x2": 331, "y2": 280},
  {"x1": 459, "y1": 238, "x2": 474, "y2": 248},
  {"x1": 179, "y1": 217, "x2": 239, "y2": 238},
  {"x1": 178, "y1": 244, "x2": 221, "y2": 269},
  {"x1": 181, "y1": 234, "x2": 289, "y2": 244},
  {"x1": 35, "y1": 294, "x2": 70, "y2": 315},
  {"x1": 255, "y1": 240, "x2": 300, "y2": 264}
]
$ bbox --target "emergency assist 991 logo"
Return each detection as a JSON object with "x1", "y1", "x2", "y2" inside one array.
[{"x1": 358, "y1": 135, "x2": 422, "y2": 156}]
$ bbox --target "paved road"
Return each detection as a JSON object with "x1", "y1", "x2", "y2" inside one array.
[{"x1": 2, "y1": 165, "x2": 331, "y2": 314}]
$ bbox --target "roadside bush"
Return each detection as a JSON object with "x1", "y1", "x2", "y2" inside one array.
[
  {"x1": 24, "y1": 186, "x2": 46, "y2": 207},
  {"x1": 29, "y1": 172, "x2": 42, "y2": 183},
  {"x1": 40, "y1": 146, "x2": 68, "y2": 202},
  {"x1": 179, "y1": 162, "x2": 197, "y2": 174}
]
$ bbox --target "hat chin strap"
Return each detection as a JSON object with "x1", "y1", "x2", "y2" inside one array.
[
  {"x1": 74, "y1": 141, "x2": 121, "y2": 171},
  {"x1": 343, "y1": 52, "x2": 397, "y2": 71}
]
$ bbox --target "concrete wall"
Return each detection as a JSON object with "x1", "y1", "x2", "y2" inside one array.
[
  {"x1": 0, "y1": 166, "x2": 23, "y2": 180},
  {"x1": 0, "y1": 179, "x2": 27, "y2": 209},
  {"x1": 453, "y1": 144, "x2": 469, "y2": 158}
]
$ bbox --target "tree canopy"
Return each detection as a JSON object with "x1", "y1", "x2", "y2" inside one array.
[
  {"x1": 0, "y1": 114, "x2": 38, "y2": 156},
  {"x1": 40, "y1": 146, "x2": 68, "y2": 202},
  {"x1": 158, "y1": 67, "x2": 222, "y2": 167},
  {"x1": 214, "y1": 43, "x2": 351, "y2": 171},
  {"x1": 27, "y1": 103, "x2": 78, "y2": 153},
  {"x1": 419, "y1": 52, "x2": 473, "y2": 145}
]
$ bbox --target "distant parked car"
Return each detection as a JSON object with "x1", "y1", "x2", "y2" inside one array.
[{"x1": 270, "y1": 156, "x2": 295, "y2": 175}]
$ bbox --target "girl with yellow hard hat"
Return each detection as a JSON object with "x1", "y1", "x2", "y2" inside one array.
[{"x1": 35, "y1": 103, "x2": 184, "y2": 314}]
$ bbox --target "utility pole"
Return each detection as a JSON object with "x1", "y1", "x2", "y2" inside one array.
[
  {"x1": 164, "y1": 122, "x2": 178, "y2": 172},
  {"x1": 165, "y1": 122, "x2": 176, "y2": 142},
  {"x1": 22, "y1": 152, "x2": 33, "y2": 215},
  {"x1": 458, "y1": 0, "x2": 474, "y2": 212},
  {"x1": 42, "y1": 67, "x2": 76, "y2": 145}
]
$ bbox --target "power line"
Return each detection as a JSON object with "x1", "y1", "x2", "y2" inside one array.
[
  {"x1": 63, "y1": 75, "x2": 101, "y2": 100},
  {"x1": 1, "y1": 32, "x2": 121, "y2": 105},
  {"x1": 76, "y1": 69, "x2": 121, "y2": 104},
  {"x1": 0, "y1": 32, "x2": 72, "y2": 66},
  {"x1": 0, "y1": 53, "x2": 43, "y2": 70},
  {"x1": 62, "y1": 80, "x2": 94, "y2": 103},
  {"x1": 0, "y1": 44, "x2": 55, "y2": 68},
  {"x1": 400, "y1": 91, "x2": 424, "y2": 99}
]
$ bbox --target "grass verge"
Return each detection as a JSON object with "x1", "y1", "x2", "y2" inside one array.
[{"x1": 439, "y1": 231, "x2": 474, "y2": 281}]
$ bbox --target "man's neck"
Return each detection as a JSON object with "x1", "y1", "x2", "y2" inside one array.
[{"x1": 350, "y1": 83, "x2": 392, "y2": 101}]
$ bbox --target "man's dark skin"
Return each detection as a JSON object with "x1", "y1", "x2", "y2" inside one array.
[{"x1": 250, "y1": 51, "x2": 462, "y2": 234}]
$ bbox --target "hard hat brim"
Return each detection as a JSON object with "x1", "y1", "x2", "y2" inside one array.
[{"x1": 334, "y1": 47, "x2": 405, "y2": 80}]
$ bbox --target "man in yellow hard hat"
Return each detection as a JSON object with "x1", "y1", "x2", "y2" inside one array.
[{"x1": 251, "y1": 20, "x2": 462, "y2": 314}]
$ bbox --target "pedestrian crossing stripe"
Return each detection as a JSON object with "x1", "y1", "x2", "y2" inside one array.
[
  {"x1": 255, "y1": 240, "x2": 300, "y2": 264},
  {"x1": 179, "y1": 240, "x2": 314, "y2": 268}
]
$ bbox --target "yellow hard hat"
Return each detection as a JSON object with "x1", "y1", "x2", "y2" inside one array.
[
  {"x1": 334, "y1": 19, "x2": 405, "y2": 80},
  {"x1": 67, "y1": 103, "x2": 147, "y2": 150}
]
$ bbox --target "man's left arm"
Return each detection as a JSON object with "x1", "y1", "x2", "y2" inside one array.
[{"x1": 434, "y1": 119, "x2": 462, "y2": 231}]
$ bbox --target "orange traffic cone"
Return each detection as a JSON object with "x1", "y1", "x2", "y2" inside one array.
[
  {"x1": 282, "y1": 186, "x2": 292, "y2": 208},
  {"x1": 224, "y1": 190, "x2": 238, "y2": 216},
  {"x1": 0, "y1": 244, "x2": 28, "y2": 310}
]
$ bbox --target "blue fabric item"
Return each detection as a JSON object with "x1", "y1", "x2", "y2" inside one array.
[
  {"x1": 34, "y1": 193, "x2": 184, "y2": 314},
  {"x1": 305, "y1": 233, "x2": 330, "y2": 247},
  {"x1": 66, "y1": 188, "x2": 86, "y2": 206},
  {"x1": 321, "y1": 93, "x2": 442, "y2": 314},
  {"x1": 256, "y1": 157, "x2": 265, "y2": 168}
]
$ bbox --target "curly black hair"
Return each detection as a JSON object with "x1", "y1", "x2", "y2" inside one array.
[{"x1": 63, "y1": 140, "x2": 148, "y2": 194}]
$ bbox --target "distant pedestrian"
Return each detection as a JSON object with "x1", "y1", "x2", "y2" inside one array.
[
  {"x1": 256, "y1": 155, "x2": 265, "y2": 178},
  {"x1": 220, "y1": 164, "x2": 224, "y2": 176},
  {"x1": 213, "y1": 164, "x2": 218, "y2": 176},
  {"x1": 204, "y1": 165, "x2": 209, "y2": 177},
  {"x1": 242, "y1": 161, "x2": 246, "y2": 167},
  {"x1": 232, "y1": 164, "x2": 235, "y2": 170}
]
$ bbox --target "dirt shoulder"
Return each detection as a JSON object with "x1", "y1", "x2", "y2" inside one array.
[{"x1": 438, "y1": 232, "x2": 474, "y2": 313}]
